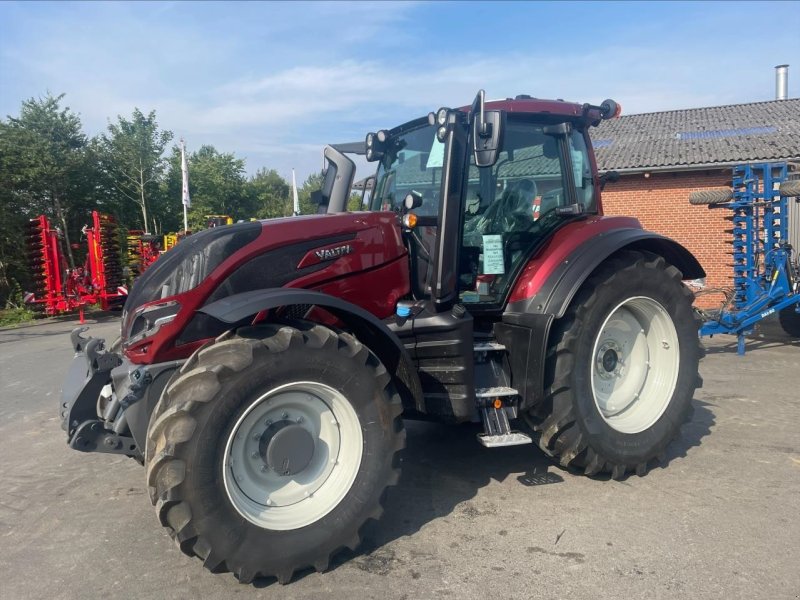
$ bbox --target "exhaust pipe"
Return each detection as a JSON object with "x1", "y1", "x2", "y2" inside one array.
[{"x1": 775, "y1": 64, "x2": 789, "y2": 100}]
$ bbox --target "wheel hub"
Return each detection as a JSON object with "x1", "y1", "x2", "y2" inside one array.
[
  {"x1": 259, "y1": 421, "x2": 315, "y2": 476},
  {"x1": 595, "y1": 341, "x2": 624, "y2": 380}
]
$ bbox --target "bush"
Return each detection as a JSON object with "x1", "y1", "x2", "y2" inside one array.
[{"x1": 0, "y1": 306, "x2": 37, "y2": 327}]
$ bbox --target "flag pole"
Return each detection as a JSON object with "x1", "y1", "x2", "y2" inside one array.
[
  {"x1": 292, "y1": 168, "x2": 300, "y2": 216},
  {"x1": 180, "y1": 138, "x2": 191, "y2": 232}
]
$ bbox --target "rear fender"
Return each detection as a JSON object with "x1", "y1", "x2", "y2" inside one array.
[
  {"x1": 199, "y1": 289, "x2": 424, "y2": 412},
  {"x1": 508, "y1": 228, "x2": 704, "y2": 318},
  {"x1": 504, "y1": 228, "x2": 704, "y2": 409}
]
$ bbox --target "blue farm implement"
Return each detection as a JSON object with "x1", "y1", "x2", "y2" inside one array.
[{"x1": 690, "y1": 162, "x2": 800, "y2": 354}]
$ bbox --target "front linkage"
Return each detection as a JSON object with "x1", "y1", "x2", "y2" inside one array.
[{"x1": 60, "y1": 327, "x2": 181, "y2": 460}]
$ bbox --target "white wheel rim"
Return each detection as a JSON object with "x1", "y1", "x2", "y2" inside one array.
[
  {"x1": 223, "y1": 382, "x2": 363, "y2": 531},
  {"x1": 590, "y1": 297, "x2": 680, "y2": 434}
]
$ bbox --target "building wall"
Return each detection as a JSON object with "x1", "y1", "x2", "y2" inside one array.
[{"x1": 600, "y1": 170, "x2": 732, "y2": 309}]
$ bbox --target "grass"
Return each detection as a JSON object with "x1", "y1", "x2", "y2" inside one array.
[{"x1": 0, "y1": 307, "x2": 39, "y2": 327}]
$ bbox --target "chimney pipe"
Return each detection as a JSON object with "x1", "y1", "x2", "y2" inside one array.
[{"x1": 775, "y1": 64, "x2": 789, "y2": 100}]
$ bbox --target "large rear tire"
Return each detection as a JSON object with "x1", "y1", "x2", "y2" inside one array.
[
  {"x1": 145, "y1": 321, "x2": 404, "y2": 583},
  {"x1": 525, "y1": 251, "x2": 703, "y2": 479}
]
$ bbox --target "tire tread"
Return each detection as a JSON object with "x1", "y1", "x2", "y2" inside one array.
[{"x1": 144, "y1": 321, "x2": 404, "y2": 583}]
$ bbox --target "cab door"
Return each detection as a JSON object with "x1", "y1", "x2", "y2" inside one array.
[{"x1": 457, "y1": 117, "x2": 596, "y2": 308}]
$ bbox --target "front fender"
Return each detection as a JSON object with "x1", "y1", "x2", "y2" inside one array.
[{"x1": 199, "y1": 288, "x2": 424, "y2": 412}]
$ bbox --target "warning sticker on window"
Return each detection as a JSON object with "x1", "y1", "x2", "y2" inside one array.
[{"x1": 482, "y1": 234, "x2": 504, "y2": 274}]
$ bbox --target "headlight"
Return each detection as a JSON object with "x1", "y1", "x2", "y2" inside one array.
[{"x1": 126, "y1": 300, "x2": 181, "y2": 345}]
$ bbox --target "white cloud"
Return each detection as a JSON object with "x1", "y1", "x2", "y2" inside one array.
[{"x1": 2, "y1": 1, "x2": 797, "y2": 184}]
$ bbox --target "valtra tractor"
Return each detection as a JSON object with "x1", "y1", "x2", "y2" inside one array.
[{"x1": 60, "y1": 91, "x2": 705, "y2": 583}]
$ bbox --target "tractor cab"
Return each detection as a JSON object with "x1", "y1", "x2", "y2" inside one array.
[{"x1": 363, "y1": 93, "x2": 603, "y2": 310}]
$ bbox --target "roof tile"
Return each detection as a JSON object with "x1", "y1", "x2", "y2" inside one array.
[{"x1": 591, "y1": 98, "x2": 800, "y2": 171}]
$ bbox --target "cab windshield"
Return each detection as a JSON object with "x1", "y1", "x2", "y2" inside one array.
[{"x1": 369, "y1": 123, "x2": 443, "y2": 217}]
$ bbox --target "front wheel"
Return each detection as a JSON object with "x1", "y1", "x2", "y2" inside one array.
[
  {"x1": 145, "y1": 322, "x2": 404, "y2": 583},
  {"x1": 525, "y1": 251, "x2": 703, "y2": 479}
]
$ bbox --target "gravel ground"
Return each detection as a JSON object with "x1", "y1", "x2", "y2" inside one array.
[{"x1": 0, "y1": 315, "x2": 798, "y2": 600}]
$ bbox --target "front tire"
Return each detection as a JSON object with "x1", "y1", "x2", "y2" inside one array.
[
  {"x1": 525, "y1": 251, "x2": 703, "y2": 479},
  {"x1": 145, "y1": 322, "x2": 404, "y2": 583}
]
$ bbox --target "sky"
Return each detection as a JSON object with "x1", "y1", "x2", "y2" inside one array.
[{"x1": 1, "y1": 1, "x2": 798, "y2": 183}]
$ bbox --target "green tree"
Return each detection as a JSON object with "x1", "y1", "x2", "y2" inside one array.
[
  {"x1": 247, "y1": 168, "x2": 290, "y2": 219},
  {"x1": 297, "y1": 171, "x2": 324, "y2": 215},
  {"x1": 348, "y1": 191, "x2": 365, "y2": 212},
  {"x1": 165, "y1": 144, "x2": 250, "y2": 230},
  {"x1": 0, "y1": 121, "x2": 29, "y2": 301},
  {"x1": 100, "y1": 108, "x2": 173, "y2": 233},
  {"x1": 0, "y1": 93, "x2": 93, "y2": 270}
]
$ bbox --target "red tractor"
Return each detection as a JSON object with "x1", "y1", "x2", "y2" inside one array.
[{"x1": 60, "y1": 91, "x2": 704, "y2": 583}]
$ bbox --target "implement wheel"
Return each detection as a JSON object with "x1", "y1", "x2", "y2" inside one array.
[
  {"x1": 145, "y1": 321, "x2": 404, "y2": 583},
  {"x1": 778, "y1": 306, "x2": 800, "y2": 338},
  {"x1": 689, "y1": 189, "x2": 733, "y2": 205},
  {"x1": 525, "y1": 250, "x2": 703, "y2": 479}
]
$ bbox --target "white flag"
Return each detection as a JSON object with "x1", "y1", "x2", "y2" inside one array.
[{"x1": 181, "y1": 139, "x2": 191, "y2": 208}]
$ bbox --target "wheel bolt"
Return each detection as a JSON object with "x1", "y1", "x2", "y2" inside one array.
[
  {"x1": 265, "y1": 419, "x2": 272, "y2": 426},
  {"x1": 261, "y1": 465, "x2": 269, "y2": 472},
  {"x1": 296, "y1": 416, "x2": 304, "y2": 424},
  {"x1": 281, "y1": 412, "x2": 288, "y2": 419},
  {"x1": 252, "y1": 432, "x2": 260, "y2": 440},
  {"x1": 251, "y1": 452, "x2": 259, "y2": 459}
]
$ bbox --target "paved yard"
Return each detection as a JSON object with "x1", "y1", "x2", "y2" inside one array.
[{"x1": 0, "y1": 315, "x2": 798, "y2": 599}]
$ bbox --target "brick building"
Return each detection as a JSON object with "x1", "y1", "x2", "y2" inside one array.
[{"x1": 592, "y1": 98, "x2": 800, "y2": 307}]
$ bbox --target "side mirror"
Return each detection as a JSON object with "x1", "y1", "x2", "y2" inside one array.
[
  {"x1": 599, "y1": 170, "x2": 620, "y2": 191},
  {"x1": 470, "y1": 89, "x2": 504, "y2": 168}
]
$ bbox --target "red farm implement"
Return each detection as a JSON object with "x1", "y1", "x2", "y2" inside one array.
[
  {"x1": 125, "y1": 231, "x2": 162, "y2": 277},
  {"x1": 25, "y1": 211, "x2": 128, "y2": 321}
]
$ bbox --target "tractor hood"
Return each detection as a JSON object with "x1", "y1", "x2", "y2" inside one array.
[{"x1": 121, "y1": 212, "x2": 409, "y2": 363}]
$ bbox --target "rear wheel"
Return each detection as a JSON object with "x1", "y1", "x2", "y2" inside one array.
[
  {"x1": 145, "y1": 321, "x2": 404, "y2": 583},
  {"x1": 525, "y1": 251, "x2": 703, "y2": 478}
]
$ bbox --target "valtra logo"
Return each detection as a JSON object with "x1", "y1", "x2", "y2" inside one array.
[{"x1": 314, "y1": 244, "x2": 353, "y2": 261}]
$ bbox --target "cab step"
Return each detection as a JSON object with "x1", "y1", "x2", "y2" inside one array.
[
  {"x1": 475, "y1": 386, "x2": 518, "y2": 398},
  {"x1": 477, "y1": 431, "x2": 532, "y2": 448},
  {"x1": 473, "y1": 341, "x2": 506, "y2": 353},
  {"x1": 475, "y1": 385, "x2": 531, "y2": 447}
]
